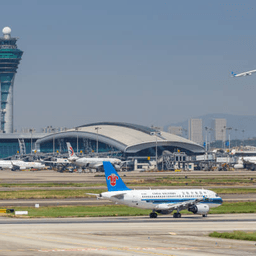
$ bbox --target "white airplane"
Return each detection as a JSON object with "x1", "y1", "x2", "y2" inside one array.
[
  {"x1": 88, "y1": 162, "x2": 223, "y2": 218},
  {"x1": 41, "y1": 157, "x2": 70, "y2": 165},
  {"x1": 234, "y1": 156, "x2": 256, "y2": 170},
  {"x1": 40, "y1": 157, "x2": 71, "y2": 172},
  {"x1": 231, "y1": 70, "x2": 256, "y2": 77},
  {"x1": 0, "y1": 160, "x2": 46, "y2": 171},
  {"x1": 66, "y1": 142, "x2": 122, "y2": 171}
]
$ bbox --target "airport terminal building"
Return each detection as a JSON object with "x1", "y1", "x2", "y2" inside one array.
[{"x1": 0, "y1": 122, "x2": 204, "y2": 159}]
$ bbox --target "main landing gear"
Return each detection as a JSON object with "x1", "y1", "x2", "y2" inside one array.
[
  {"x1": 173, "y1": 212, "x2": 181, "y2": 218},
  {"x1": 149, "y1": 212, "x2": 157, "y2": 218}
]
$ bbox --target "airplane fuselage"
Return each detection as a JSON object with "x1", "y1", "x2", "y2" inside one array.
[
  {"x1": 0, "y1": 160, "x2": 45, "y2": 170},
  {"x1": 75, "y1": 158, "x2": 121, "y2": 168},
  {"x1": 101, "y1": 189, "x2": 222, "y2": 210}
]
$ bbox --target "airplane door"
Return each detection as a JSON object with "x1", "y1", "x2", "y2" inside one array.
[{"x1": 132, "y1": 194, "x2": 139, "y2": 206}]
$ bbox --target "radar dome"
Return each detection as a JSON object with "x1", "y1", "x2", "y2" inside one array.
[{"x1": 2, "y1": 27, "x2": 11, "y2": 35}]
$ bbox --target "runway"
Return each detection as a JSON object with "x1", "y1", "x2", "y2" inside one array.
[
  {"x1": 0, "y1": 193, "x2": 255, "y2": 207},
  {"x1": 0, "y1": 214, "x2": 255, "y2": 255}
]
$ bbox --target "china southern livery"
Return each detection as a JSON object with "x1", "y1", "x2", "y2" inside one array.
[
  {"x1": 231, "y1": 69, "x2": 256, "y2": 77},
  {"x1": 90, "y1": 162, "x2": 223, "y2": 218}
]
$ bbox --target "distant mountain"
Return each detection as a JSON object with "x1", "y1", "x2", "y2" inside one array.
[{"x1": 164, "y1": 113, "x2": 256, "y2": 140}]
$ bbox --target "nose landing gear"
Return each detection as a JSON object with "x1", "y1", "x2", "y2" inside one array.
[
  {"x1": 149, "y1": 212, "x2": 157, "y2": 218},
  {"x1": 173, "y1": 212, "x2": 181, "y2": 218}
]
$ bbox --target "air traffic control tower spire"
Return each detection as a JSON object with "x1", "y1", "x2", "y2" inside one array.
[{"x1": 0, "y1": 27, "x2": 23, "y2": 133}]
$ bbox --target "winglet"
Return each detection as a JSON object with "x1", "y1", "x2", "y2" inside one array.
[{"x1": 103, "y1": 161, "x2": 130, "y2": 191}]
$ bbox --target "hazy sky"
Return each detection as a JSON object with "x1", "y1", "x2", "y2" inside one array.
[{"x1": 1, "y1": 0, "x2": 256, "y2": 131}]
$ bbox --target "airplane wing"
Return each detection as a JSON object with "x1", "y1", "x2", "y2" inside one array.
[
  {"x1": 85, "y1": 192, "x2": 127, "y2": 200},
  {"x1": 91, "y1": 163, "x2": 103, "y2": 169},
  {"x1": 110, "y1": 192, "x2": 127, "y2": 199},
  {"x1": 42, "y1": 160, "x2": 69, "y2": 166},
  {"x1": 154, "y1": 197, "x2": 207, "y2": 212},
  {"x1": 232, "y1": 69, "x2": 256, "y2": 77},
  {"x1": 86, "y1": 193, "x2": 101, "y2": 196},
  {"x1": 243, "y1": 159, "x2": 256, "y2": 164}
]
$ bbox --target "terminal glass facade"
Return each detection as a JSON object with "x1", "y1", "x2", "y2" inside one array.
[
  {"x1": 0, "y1": 139, "x2": 35, "y2": 159},
  {"x1": 39, "y1": 137, "x2": 120, "y2": 155},
  {"x1": 133, "y1": 146, "x2": 194, "y2": 157}
]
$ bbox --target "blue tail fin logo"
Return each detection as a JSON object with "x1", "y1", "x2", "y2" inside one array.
[{"x1": 103, "y1": 161, "x2": 130, "y2": 191}]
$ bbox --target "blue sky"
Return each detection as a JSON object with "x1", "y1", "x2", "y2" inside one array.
[{"x1": 1, "y1": 0, "x2": 256, "y2": 131}]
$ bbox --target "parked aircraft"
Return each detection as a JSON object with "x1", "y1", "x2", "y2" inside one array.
[
  {"x1": 234, "y1": 156, "x2": 256, "y2": 170},
  {"x1": 88, "y1": 162, "x2": 223, "y2": 218},
  {"x1": 231, "y1": 70, "x2": 256, "y2": 77},
  {"x1": 66, "y1": 142, "x2": 122, "y2": 171},
  {"x1": 40, "y1": 157, "x2": 71, "y2": 172},
  {"x1": 0, "y1": 160, "x2": 46, "y2": 171}
]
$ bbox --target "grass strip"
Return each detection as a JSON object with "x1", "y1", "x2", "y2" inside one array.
[
  {"x1": 0, "y1": 183, "x2": 104, "y2": 188},
  {"x1": 209, "y1": 202, "x2": 256, "y2": 214},
  {"x1": 209, "y1": 231, "x2": 256, "y2": 241},
  {"x1": 4, "y1": 202, "x2": 256, "y2": 218},
  {"x1": 0, "y1": 188, "x2": 256, "y2": 199},
  {"x1": 0, "y1": 189, "x2": 104, "y2": 199},
  {"x1": 0, "y1": 176, "x2": 256, "y2": 187},
  {"x1": 9, "y1": 205, "x2": 151, "y2": 218},
  {"x1": 214, "y1": 188, "x2": 256, "y2": 194}
]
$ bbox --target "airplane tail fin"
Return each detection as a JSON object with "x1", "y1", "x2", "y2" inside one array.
[
  {"x1": 231, "y1": 71, "x2": 236, "y2": 77},
  {"x1": 103, "y1": 161, "x2": 130, "y2": 191},
  {"x1": 66, "y1": 142, "x2": 78, "y2": 160}
]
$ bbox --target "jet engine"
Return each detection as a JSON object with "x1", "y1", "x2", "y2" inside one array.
[
  {"x1": 114, "y1": 164, "x2": 121, "y2": 170},
  {"x1": 188, "y1": 204, "x2": 209, "y2": 215},
  {"x1": 154, "y1": 204, "x2": 170, "y2": 210},
  {"x1": 234, "y1": 163, "x2": 244, "y2": 169}
]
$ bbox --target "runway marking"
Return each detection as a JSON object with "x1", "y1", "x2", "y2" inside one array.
[
  {"x1": 1, "y1": 231, "x2": 197, "y2": 255},
  {"x1": 38, "y1": 247, "x2": 178, "y2": 255},
  {"x1": 39, "y1": 248, "x2": 107, "y2": 252}
]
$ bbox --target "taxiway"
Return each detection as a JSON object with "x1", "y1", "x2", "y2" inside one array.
[{"x1": 0, "y1": 214, "x2": 255, "y2": 256}]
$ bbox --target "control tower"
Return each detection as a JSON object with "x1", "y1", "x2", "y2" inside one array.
[{"x1": 0, "y1": 27, "x2": 23, "y2": 133}]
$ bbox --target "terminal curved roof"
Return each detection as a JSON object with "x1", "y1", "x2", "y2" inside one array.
[{"x1": 36, "y1": 122, "x2": 204, "y2": 154}]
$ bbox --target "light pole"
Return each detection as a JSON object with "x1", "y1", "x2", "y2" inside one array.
[
  {"x1": 75, "y1": 127, "x2": 79, "y2": 154},
  {"x1": 226, "y1": 127, "x2": 232, "y2": 152},
  {"x1": 29, "y1": 128, "x2": 33, "y2": 155},
  {"x1": 242, "y1": 129, "x2": 245, "y2": 147},
  {"x1": 205, "y1": 127, "x2": 208, "y2": 153},
  {"x1": 223, "y1": 126, "x2": 226, "y2": 150},
  {"x1": 234, "y1": 128, "x2": 238, "y2": 147},
  {"x1": 205, "y1": 127, "x2": 213, "y2": 154},
  {"x1": 221, "y1": 129, "x2": 224, "y2": 149},
  {"x1": 95, "y1": 127, "x2": 101, "y2": 154},
  {"x1": 208, "y1": 128, "x2": 213, "y2": 151},
  {"x1": 52, "y1": 128, "x2": 55, "y2": 154},
  {"x1": 150, "y1": 131, "x2": 161, "y2": 171}
]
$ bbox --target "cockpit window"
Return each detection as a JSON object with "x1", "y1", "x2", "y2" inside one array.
[{"x1": 215, "y1": 194, "x2": 218, "y2": 197}]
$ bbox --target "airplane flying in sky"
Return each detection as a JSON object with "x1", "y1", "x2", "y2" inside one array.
[
  {"x1": 88, "y1": 162, "x2": 223, "y2": 218},
  {"x1": 66, "y1": 142, "x2": 122, "y2": 171},
  {"x1": 231, "y1": 70, "x2": 256, "y2": 77}
]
